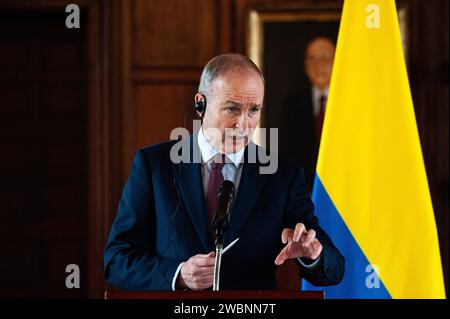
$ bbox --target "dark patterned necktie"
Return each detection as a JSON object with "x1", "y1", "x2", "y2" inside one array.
[{"x1": 206, "y1": 154, "x2": 226, "y2": 242}]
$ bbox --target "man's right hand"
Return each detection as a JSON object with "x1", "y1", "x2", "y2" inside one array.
[{"x1": 177, "y1": 252, "x2": 215, "y2": 290}]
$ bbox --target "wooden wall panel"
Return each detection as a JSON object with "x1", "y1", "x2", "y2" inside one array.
[
  {"x1": 41, "y1": 40, "x2": 84, "y2": 70},
  {"x1": 134, "y1": 83, "x2": 198, "y2": 148},
  {"x1": 0, "y1": 85, "x2": 29, "y2": 117},
  {"x1": 41, "y1": 84, "x2": 87, "y2": 120},
  {"x1": 131, "y1": 0, "x2": 218, "y2": 68},
  {"x1": 0, "y1": 38, "x2": 28, "y2": 70},
  {"x1": 0, "y1": 3, "x2": 95, "y2": 298}
]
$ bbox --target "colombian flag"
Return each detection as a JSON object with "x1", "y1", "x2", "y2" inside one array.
[{"x1": 302, "y1": 0, "x2": 446, "y2": 298}]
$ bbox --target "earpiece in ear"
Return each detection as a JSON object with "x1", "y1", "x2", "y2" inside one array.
[{"x1": 194, "y1": 94, "x2": 207, "y2": 116}]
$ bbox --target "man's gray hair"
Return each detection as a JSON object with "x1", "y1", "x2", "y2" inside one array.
[{"x1": 198, "y1": 53, "x2": 265, "y2": 96}]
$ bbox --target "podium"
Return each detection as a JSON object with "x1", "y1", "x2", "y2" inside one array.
[{"x1": 105, "y1": 290, "x2": 324, "y2": 299}]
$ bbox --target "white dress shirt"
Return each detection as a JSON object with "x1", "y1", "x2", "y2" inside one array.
[
  {"x1": 312, "y1": 86, "x2": 329, "y2": 117},
  {"x1": 197, "y1": 125, "x2": 245, "y2": 195}
]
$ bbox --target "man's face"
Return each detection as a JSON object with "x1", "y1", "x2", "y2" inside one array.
[
  {"x1": 304, "y1": 38, "x2": 335, "y2": 90},
  {"x1": 200, "y1": 71, "x2": 264, "y2": 154}
]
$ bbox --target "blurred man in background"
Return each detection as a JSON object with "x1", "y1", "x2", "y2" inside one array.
[{"x1": 280, "y1": 37, "x2": 335, "y2": 188}]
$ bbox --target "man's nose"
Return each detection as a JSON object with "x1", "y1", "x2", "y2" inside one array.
[{"x1": 236, "y1": 114, "x2": 249, "y2": 131}]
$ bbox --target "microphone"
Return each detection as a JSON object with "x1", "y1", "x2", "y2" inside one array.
[
  {"x1": 212, "y1": 180, "x2": 235, "y2": 291},
  {"x1": 213, "y1": 180, "x2": 235, "y2": 245}
]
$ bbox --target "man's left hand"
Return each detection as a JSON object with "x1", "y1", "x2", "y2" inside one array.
[{"x1": 274, "y1": 223, "x2": 323, "y2": 265}]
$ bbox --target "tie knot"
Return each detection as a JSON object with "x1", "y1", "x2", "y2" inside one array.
[
  {"x1": 211, "y1": 154, "x2": 226, "y2": 170},
  {"x1": 319, "y1": 95, "x2": 326, "y2": 105}
]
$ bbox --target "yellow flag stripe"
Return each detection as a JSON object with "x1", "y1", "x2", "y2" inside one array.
[{"x1": 318, "y1": 0, "x2": 445, "y2": 298}]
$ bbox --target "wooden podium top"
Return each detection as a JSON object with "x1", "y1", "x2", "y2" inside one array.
[{"x1": 105, "y1": 290, "x2": 324, "y2": 299}]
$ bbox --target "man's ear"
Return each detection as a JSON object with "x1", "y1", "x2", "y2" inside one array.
[
  {"x1": 194, "y1": 93, "x2": 203, "y2": 103},
  {"x1": 193, "y1": 93, "x2": 206, "y2": 118}
]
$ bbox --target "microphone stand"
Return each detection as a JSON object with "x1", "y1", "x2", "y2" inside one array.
[
  {"x1": 213, "y1": 229, "x2": 224, "y2": 291},
  {"x1": 212, "y1": 180, "x2": 234, "y2": 291}
]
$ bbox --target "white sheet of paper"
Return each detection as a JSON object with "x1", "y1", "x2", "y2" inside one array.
[{"x1": 222, "y1": 237, "x2": 239, "y2": 255}]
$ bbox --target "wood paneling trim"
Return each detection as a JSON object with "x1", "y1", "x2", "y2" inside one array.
[{"x1": 131, "y1": 69, "x2": 202, "y2": 84}]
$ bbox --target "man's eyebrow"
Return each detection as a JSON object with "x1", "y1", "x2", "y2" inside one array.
[
  {"x1": 224, "y1": 101, "x2": 262, "y2": 108},
  {"x1": 225, "y1": 100, "x2": 242, "y2": 106}
]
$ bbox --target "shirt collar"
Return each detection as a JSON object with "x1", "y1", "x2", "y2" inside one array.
[
  {"x1": 312, "y1": 86, "x2": 329, "y2": 101},
  {"x1": 197, "y1": 126, "x2": 245, "y2": 167}
]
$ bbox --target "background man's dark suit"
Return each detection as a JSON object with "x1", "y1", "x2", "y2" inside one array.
[
  {"x1": 104, "y1": 134, "x2": 344, "y2": 290},
  {"x1": 279, "y1": 87, "x2": 318, "y2": 189}
]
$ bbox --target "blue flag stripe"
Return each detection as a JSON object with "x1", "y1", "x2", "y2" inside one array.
[{"x1": 302, "y1": 174, "x2": 392, "y2": 299}]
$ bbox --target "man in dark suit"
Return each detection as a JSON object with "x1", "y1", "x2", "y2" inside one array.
[
  {"x1": 104, "y1": 53, "x2": 344, "y2": 290},
  {"x1": 280, "y1": 37, "x2": 335, "y2": 188}
]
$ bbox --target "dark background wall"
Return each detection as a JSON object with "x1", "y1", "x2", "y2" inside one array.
[{"x1": 0, "y1": 0, "x2": 447, "y2": 298}]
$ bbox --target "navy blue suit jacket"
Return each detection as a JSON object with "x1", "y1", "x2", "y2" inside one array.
[{"x1": 104, "y1": 135, "x2": 344, "y2": 290}]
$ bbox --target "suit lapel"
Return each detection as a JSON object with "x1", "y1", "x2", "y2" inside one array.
[
  {"x1": 224, "y1": 146, "x2": 269, "y2": 244},
  {"x1": 172, "y1": 135, "x2": 211, "y2": 253},
  {"x1": 172, "y1": 135, "x2": 270, "y2": 250}
]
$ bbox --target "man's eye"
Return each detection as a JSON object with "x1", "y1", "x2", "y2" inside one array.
[
  {"x1": 226, "y1": 107, "x2": 238, "y2": 113},
  {"x1": 250, "y1": 107, "x2": 260, "y2": 114}
]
